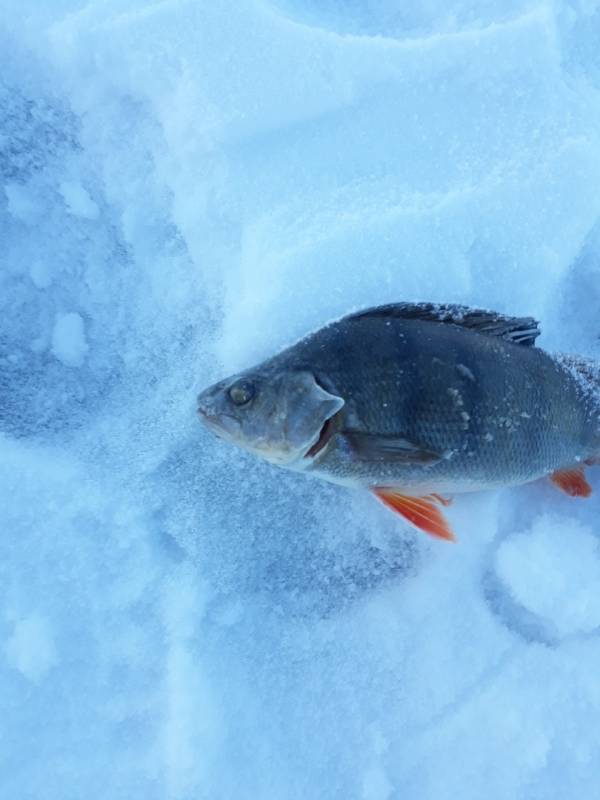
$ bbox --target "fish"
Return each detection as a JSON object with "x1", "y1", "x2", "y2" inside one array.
[{"x1": 197, "y1": 302, "x2": 600, "y2": 541}]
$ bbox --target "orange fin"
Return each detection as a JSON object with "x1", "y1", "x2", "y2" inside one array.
[
  {"x1": 372, "y1": 488, "x2": 456, "y2": 542},
  {"x1": 550, "y1": 467, "x2": 592, "y2": 498}
]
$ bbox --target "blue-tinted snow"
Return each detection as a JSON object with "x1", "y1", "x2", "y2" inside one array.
[{"x1": 2, "y1": 2, "x2": 600, "y2": 798}]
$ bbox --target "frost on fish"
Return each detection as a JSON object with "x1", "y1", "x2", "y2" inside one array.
[{"x1": 554, "y1": 354, "x2": 600, "y2": 412}]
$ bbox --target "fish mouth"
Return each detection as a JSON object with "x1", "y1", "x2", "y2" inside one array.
[
  {"x1": 197, "y1": 407, "x2": 241, "y2": 439},
  {"x1": 304, "y1": 414, "x2": 338, "y2": 460}
]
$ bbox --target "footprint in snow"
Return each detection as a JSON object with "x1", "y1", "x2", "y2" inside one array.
[{"x1": 483, "y1": 512, "x2": 600, "y2": 646}]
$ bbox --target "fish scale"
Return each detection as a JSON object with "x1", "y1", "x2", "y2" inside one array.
[{"x1": 270, "y1": 316, "x2": 594, "y2": 489}]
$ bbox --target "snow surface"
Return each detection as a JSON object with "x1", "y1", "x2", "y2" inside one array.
[
  {"x1": 51, "y1": 311, "x2": 89, "y2": 367},
  {"x1": 2, "y1": 1, "x2": 600, "y2": 798}
]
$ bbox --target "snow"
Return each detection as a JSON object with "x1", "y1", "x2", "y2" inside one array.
[
  {"x1": 495, "y1": 514, "x2": 600, "y2": 637},
  {"x1": 4, "y1": 613, "x2": 58, "y2": 683},
  {"x1": 2, "y1": 1, "x2": 600, "y2": 798},
  {"x1": 30, "y1": 260, "x2": 53, "y2": 289},
  {"x1": 4, "y1": 182, "x2": 42, "y2": 222},
  {"x1": 51, "y1": 311, "x2": 89, "y2": 367},
  {"x1": 59, "y1": 180, "x2": 100, "y2": 219}
]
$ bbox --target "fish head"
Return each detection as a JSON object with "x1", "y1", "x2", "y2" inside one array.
[{"x1": 197, "y1": 369, "x2": 345, "y2": 467}]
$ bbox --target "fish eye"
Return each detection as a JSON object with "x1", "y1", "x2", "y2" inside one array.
[{"x1": 228, "y1": 380, "x2": 255, "y2": 406}]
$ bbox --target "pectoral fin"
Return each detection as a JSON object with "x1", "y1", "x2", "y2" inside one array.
[
  {"x1": 347, "y1": 433, "x2": 442, "y2": 465},
  {"x1": 550, "y1": 467, "x2": 592, "y2": 498},
  {"x1": 372, "y1": 488, "x2": 456, "y2": 541}
]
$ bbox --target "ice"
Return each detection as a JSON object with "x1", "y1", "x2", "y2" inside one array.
[{"x1": 3, "y1": 1, "x2": 600, "y2": 798}]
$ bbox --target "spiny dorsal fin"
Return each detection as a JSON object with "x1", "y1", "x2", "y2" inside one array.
[{"x1": 346, "y1": 302, "x2": 540, "y2": 347}]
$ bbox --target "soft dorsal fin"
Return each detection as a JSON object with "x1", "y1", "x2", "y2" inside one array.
[{"x1": 346, "y1": 302, "x2": 540, "y2": 347}]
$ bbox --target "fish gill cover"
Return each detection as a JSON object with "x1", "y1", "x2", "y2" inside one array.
[{"x1": 1, "y1": 1, "x2": 600, "y2": 798}]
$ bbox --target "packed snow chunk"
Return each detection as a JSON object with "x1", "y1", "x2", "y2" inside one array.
[
  {"x1": 50, "y1": 311, "x2": 89, "y2": 367},
  {"x1": 361, "y1": 725, "x2": 393, "y2": 800},
  {"x1": 59, "y1": 180, "x2": 100, "y2": 220},
  {"x1": 4, "y1": 613, "x2": 58, "y2": 683},
  {"x1": 29, "y1": 260, "x2": 53, "y2": 290},
  {"x1": 495, "y1": 514, "x2": 600, "y2": 637},
  {"x1": 4, "y1": 182, "x2": 42, "y2": 222}
]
